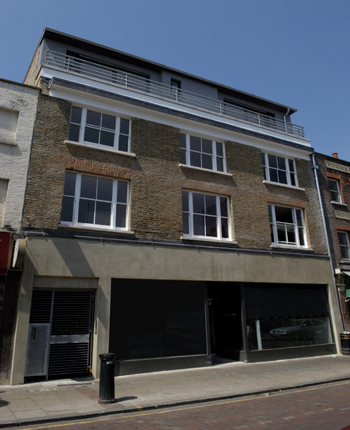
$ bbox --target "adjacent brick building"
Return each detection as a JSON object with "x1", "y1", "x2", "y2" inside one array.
[
  {"x1": 5, "y1": 29, "x2": 342, "y2": 385},
  {"x1": 314, "y1": 152, "x2": 350, "y2": 331}
]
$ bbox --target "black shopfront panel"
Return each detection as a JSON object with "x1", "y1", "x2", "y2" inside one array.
[{"x1": 109, "y1": 280, "x2": 206, "y2": 362}]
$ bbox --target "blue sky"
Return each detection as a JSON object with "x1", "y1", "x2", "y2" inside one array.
[{"x1": 1, "y1": 0, "x2": 349, "y2": 160}]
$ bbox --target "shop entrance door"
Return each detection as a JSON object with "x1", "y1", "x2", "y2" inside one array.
[
  {"x1": 25, "y1": 289, "x2": 94, "y2": 380},
  {"x1": 208, "y1": 283, "x2": 243, "y2": 360}
]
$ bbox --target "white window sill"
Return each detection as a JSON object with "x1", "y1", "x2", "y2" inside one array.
[
  {"x1": 263, "y1": 180, "x2": 305, "y2": 191},
  {"x1": 179, "y1": 164, "x2": 232, "y2": 177},
  {"x1": 270, "y1": 244, "x2": 313, "y2": 251},
  {"x1": 65, "y1": 140, "x2": 136, "y2": 157},
  {"x1": 182, "y1": 236, "x2": 237, "y2": 244},
  {"x1": 331, "y1": 201, "x2": 347, "y2": 207},
  {"x1": 59, "y1": 223, "x2": 134, "y2": 234}
]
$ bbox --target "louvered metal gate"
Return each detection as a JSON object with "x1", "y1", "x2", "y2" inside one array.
[{"x1": 25, "y1": 289, "x2": 94, "y2": 379}]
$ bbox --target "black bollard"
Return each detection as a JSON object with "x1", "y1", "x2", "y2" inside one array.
[
  {"x1": 98, "y1": 353, "x2": 116, "y2": 404},
  {"x1": 340, "y1": 333, "x2": 350, "y2": 355}
]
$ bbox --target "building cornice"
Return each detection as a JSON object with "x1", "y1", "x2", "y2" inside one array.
[{"x1": 46, "y1": 77, "x2": 313, "y2": 155}]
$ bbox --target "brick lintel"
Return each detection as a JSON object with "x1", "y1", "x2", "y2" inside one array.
[
  {"x1": 177, "y1": 177, "x2": 234, "y2": 196},
  {"x1": 60, "y1": 156, "x2": 135, "y2": 180},
  {"x1": 265, "y1": 193, "x2": 308, "y2": 208}
]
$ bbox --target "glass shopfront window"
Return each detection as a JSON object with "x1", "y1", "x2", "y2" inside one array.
[
  {"x1": 244, "y1": 284, "x2": 333, "y2": 351},
  {"x1": 109, "y1": 280, "x2": 206, "y2": 360}
]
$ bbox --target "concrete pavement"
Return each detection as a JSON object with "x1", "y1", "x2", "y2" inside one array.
[{"x1": 1, "y1": 355, "x2": 350, "y2": 428}]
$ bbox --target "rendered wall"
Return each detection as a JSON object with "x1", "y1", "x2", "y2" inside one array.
[{"x1": 10, "y1": 236, "x2": 340, "y2": 384}]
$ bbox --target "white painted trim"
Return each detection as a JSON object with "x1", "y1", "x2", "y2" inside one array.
[
  {"x1": 182, "y1": 236, "x2": 238, "y2": 244},
  {"x1": 262, "y1": 153, "x2": 299, "y2": 188},
  {"x1": 44, "y1": 75, "x2": 313, "y2": 160},
  {"x1": 61, "y1": 173, "x2": 130, "y2": 231},
  {"x1": 263, "y1": 180, "x2": 305, "y2": 191},
  {"x1": 179, "y1": 133, "x2": 228, "y2": 174},
  {"x1": 179, "y1": 164, "x2": 233, "y2": 177},
  {"x1": 43, "y1": 68, "x2": 311, "y2": 145},
  {"x1": 68, "y1": 106, "x2": 132, "y2": 153},
  {"x1": 59, "y1": 224, "x2": 135, "y2": 234},
  {"x1": 331, "y1": 201, "x2": 347, "y2": 207},
  {"x1": 269, "y1": 204, "x2": 308, "y2": 248},
  {"x1": 65, "y1": 140, "x2": 136, "y2": 157},
  {"x1": 182, "y1": 190, "x2": 232, "y2": 241}
]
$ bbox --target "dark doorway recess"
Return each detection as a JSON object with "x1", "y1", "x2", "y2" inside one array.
[{"x1": 208, "y1": 282, "x2": 243, "y2": 361}]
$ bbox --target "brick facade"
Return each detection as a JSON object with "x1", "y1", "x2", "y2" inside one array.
[
  {"x1": 263, "y1": 158, "x2": 327, "y2": 254},
  {"x1": 8, "y1": 29, "x2": 342, "y2": 385},
  {"x1": 22, "y1": 93, "x2": 71, "y2": 229},
  {"x1": 22, "y1": 93, "x2": 327, "y2": 254},
  {"x1": 314, "y1": 152, "x2": 350, "y2": 330},
  {"x1": 315, "y1": 153, "x2": 350, "y2": 264},
  {"x1": 223, "y1": 141, "x2": 270, "y2": 248},
  {"x1": 24, "y1": 45, "x2": 40, "y2": 86}
]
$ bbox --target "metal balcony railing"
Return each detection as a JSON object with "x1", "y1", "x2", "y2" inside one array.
[{"x1": 42, "y1": 51, "x2": 305, "y2": 138}]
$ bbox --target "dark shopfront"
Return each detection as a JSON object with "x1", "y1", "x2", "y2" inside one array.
[{"x1": 109, "y1": 280, "x2": 336, "y2": 375}]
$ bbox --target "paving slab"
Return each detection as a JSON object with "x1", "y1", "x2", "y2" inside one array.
[
  {"x1": 0, "y1": 355, "x2": 350, "y2": 428},
  {"x1": 13, "y1": 410, "x2": 48, "y2": 420}
]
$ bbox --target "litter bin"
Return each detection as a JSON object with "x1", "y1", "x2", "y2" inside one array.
[
  {"x1": 98, "y1": 353, "x2": 116, "y2": 404},
  {"x1": 340, "y1": 333, "x2": 350, "y2": 355}
]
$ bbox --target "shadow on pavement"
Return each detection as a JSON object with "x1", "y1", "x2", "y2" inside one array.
[
  {"x1": 115, "y1": 396, "x2": 138, "y2": 402},
  {"x1": 0, "y1": 400, "x2": 9, "y2": 407}
]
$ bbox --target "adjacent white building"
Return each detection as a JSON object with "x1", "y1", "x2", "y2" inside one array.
[
  {"x1": 0, "y1": 79, "x2": 39, "y2": 233},
  {"x1": 0, "y1": 79, "x2": 39, "y2": 384}
]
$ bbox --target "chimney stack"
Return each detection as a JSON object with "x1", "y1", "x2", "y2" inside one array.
[{"x1": 332, "y1": 153, "x2": 338, "y2": 159}]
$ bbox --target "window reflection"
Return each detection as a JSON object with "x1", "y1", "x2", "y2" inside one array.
[
  {"x1": 245, "y1": 284, "x2": 332, "y2": 351},
  {"x1": 247, "y1": 317, "x2": 332, "y2": 350}
]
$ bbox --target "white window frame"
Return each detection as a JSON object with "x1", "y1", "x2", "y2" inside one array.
[
  {"x1": 269, "y1": 204, "x2": 307, "y2": 248},
  {"x1": 180, "y1": 133, "x2": 226, "y2": 173},
  {"x1": 61, "y1": 172, "x2": 129, "y2": 231},
  {"x1": 68, "y1": 107, "x2": 131, "y2": 153},
  {"x1": 338, "y1": 231, "x2": 350, "y2": 261},
  {"x1": 328, "y1": 179, "x2": 342, "y2": 203},
  {"x1": 182, "y1": 190, "x2": 231, "y2": 241},
  {"x1": 262, "y1": 153, "x2": 298, "y2": 187}
]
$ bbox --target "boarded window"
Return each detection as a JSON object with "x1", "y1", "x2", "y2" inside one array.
[{"x1": 0, "y1": 108, "x2": 19, "y2": 143}]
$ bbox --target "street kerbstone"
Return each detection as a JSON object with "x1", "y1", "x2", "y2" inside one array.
[
  {"x1": 0, "y1": 356, "x2": 350, "y2": 429},
  {"x1": 13, "y1": 409, "x2": 48, "y2": 419},
  {"x1": 0, "y1": 408, "x2": 15, "y2": 420}
]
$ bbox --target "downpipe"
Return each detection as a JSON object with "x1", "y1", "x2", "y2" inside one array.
[{"x1": 312, "y1": 153, "x2": 344, "y2": 332}]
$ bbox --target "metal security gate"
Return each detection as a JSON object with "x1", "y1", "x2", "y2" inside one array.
[{"x1": 25, "y1": 289, "x2": 94, "y2": 379}]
